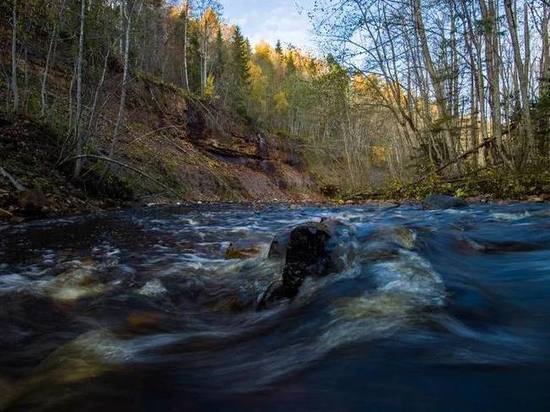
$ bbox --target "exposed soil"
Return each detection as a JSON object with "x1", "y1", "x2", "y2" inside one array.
[{"x1": 0, "y1": 85, "x2": 322, "y2": 221}]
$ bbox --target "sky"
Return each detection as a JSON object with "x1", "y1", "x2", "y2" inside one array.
[{"x1": 219, "y1": 0, "x2": 316, "y2": 51}]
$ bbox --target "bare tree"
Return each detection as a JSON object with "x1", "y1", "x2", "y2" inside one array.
[
  {"x1": 192, "y1": 0, "x2": 222, "y2": 95},
  {"x1": 73, "y1": 0, "x2": 86, "y2": 179},
  {"x1": 110, "y1": 0, "x2": 142, "y2": 159},
  {"x1": 413, "y1": 0, "x2": 456, "y2": 162},
  {"x1": 11, "y1": 0, "x2": 19, "y2": 113},
  {"x1": 181, "y1": 0, "x2": 190, "y2": 92},
  {"x1": 41, "y1": 0, "x2": 67, "y2": 117},
  {"x1": 504, "y1": 0, "x2": 533, "y2": 159}
]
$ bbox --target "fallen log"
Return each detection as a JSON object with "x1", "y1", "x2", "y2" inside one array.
[
  {"x1": 0, "y1": 207, "x2": 13, "y2": 218},
  {"x1": 429, "y1": 138, "x2": 495, "y2": 178},
  {"x1": 0, "y1": 167, "x2": 26, "y2": 192}
]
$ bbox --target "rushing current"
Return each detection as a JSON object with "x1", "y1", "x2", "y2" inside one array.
[{"x1": 1, "y1": 203, "x2": 550, "y2": 411}]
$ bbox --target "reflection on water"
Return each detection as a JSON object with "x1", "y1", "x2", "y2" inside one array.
[{"x1": 1, "y1": 203, "x2": 550, "y2": 411}]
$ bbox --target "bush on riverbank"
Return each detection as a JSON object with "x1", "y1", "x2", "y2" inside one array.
[{"x1": 387, "y1": 162, "x2": 550, "y2": 201}]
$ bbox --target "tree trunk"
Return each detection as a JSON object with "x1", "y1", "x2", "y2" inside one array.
[
  {"x1": 504, "y1": 0, "x2": 533, "y2": 160},
  {"x1": 200, "y1": 16, "x2": 209, "y2": 96},
  {"x1": 41, "y1": 0, "x2": 67, "y2": 117},
  {"x1": 182, "y1": 1, "x2": 190, "y2": 92},
  {"x1": 460, "y1": 1, "x2": 487, "y2": 166},
  {"x1": 11, "y1": 0, "x2": 19, "y2": 113},
  {"x1": 88, "y1": 47, "x2": 111, "y2": 133},
  {"x1": 412, "y1": 0, "x2": 455, "y2": 163},
  {"x1": 479, "y1": 0, "x2": 507, "y2": 165},
  {"x1": 110, "y1": 0, "x2": 141, "y2": 158},
  {"x1": 538, "y1": 2, "x2": 549, "y2": 155},
  {"x1": 73, "y1": 0, "x2": 86, "y2": 179},
  {"x1": 541, "y1": 3, "x2": 549, "y2": 101}
]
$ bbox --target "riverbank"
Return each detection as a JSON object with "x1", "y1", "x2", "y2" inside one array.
[
  {"x1": 341, "y1": 162, "x2": 550, "y2": 205},
  {"x1": 2, "y1": 114, "x2": 549, "y2": 224},
  {"x1": 0, "y1": 102, "x2": 322, "y2": 221}
]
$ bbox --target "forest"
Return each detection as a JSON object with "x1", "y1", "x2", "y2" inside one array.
[{"x1": 0, "y1": 0, "x2": 549, "y2": 211}]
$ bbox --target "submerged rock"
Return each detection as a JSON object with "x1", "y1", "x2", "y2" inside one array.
[
  {"x1": 125, "y1": 312, "x2": 164, "y2": 333},
  {"x1": 422, "y1": 194, "x2": 467, "y2": 210},
  {"x1": 45, "y1": 261, "x2": 108, "y2": 302},
  {"x1": 225, "y1": 242, "x2": 262, "y2": 260}
]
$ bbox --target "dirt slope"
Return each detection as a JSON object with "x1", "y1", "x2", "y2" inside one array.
[{"x1": 0, "y1": 75, "x2": 322, "y2": 219}]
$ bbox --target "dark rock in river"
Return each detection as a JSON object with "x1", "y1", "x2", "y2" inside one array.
[
  {"x1": 422, "y1": 194, "x2": 467, "y2": 210},
  {"x1": 259, "y1": 219, "x2": 355, "y2": 308},
  {"x1": 18, "y1": 187, "x2": 48, "y2": 215},
  {"x1": 267, "y1": 228, "x2": 291, "y2": 260}
]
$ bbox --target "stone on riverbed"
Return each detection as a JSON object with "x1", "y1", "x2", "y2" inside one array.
[
  {"x1": 422, "y1": 194, "x2": 468, "y2": 210},
  {"x1": 45, "y1": 261, "x2": 109, "y2": 302}
]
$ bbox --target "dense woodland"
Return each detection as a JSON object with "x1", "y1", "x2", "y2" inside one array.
[
  {"x1": 0, "y1": 0, "x2": 549, "y2": 198},
  {"x1": 312, "y1": 0, "x2": 550, "y2": 195}
]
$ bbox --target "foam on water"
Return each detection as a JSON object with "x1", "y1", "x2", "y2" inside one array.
[
  {"x1": 491, "y1": 211, "x2": 532, "y2": 221},
  {"x1": 0, "y1": 274, "x2": 39, "y2": 294},
  {"x1": 372, "y1": 250, "x2": 445, "y2": 303},
  {"x1": 138, "y1": 279, "x2": 168, "y2": 297}
]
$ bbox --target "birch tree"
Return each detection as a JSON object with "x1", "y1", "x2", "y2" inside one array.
[
  {"x1": 110, "y1": 0, "x2": 142, "y2": 159},
  {"x1": 504, "y1": 0, "x2": 533, "y2": 158},
  {"x1": 181, "y1": 1, "x2": 190, "y2": 92}
]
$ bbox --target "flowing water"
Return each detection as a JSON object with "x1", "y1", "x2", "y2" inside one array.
[{"x1": 1, "y1": 203, "x2": 550, "y2": 411}]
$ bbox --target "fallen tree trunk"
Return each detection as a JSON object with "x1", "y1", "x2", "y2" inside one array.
[
  {"x1": 0, "y1": 207, "x2": 13, "y2": 218},
  {"x1": 0, "y1": 167, "x2": 26, "y2": 191},
  {"x1": 429, "y1": 138, "x2": 495, "y2": 178}
]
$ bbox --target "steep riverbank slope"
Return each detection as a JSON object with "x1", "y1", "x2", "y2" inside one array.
[{"x1": 0, "y1": 75, "x2": 322, "y2": 220}]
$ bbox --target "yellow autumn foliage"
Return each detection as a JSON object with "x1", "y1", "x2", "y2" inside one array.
[{"x1": 274, "y1": 91, "x2": 289, "y2": 113}]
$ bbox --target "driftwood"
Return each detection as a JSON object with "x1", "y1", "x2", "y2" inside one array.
[
  {"x1": 0, "y1": 207, "x2": 13, "y2": 218},
  {"x1": 0, "y1": 167, "x2": 26, "y2": 191},
  {"x1": 61, "y1": 155, "x2": 180, "y2": 197}
]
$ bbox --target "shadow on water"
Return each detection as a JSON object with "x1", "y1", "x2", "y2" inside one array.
[{"x1": 1, "y1": 203, "x2": 550, "y2": 411}]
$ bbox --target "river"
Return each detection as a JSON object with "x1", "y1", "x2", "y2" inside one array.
[{"x1": 1, "y1": 202, "x2": 550, "y2": 411}]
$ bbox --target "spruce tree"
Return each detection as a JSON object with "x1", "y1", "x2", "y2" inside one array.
[
  {"x1": 231, "y1": 26, "x2": 250, "y2": 117},
  {"x1": 214, "y1": 27, "x2": 225, "y2": 81},
  {"x1": 275, "y1": 40, "x2": 283, "y2": 56}
]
